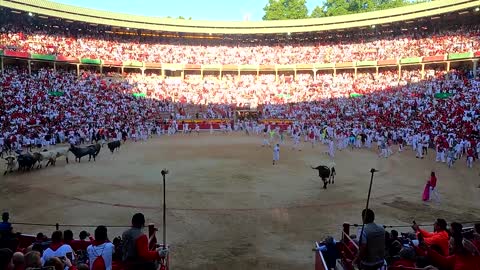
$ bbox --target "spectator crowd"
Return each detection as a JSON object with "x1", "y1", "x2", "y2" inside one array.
[
  {"x1": 1, "y1": 11, "x2": 479, "y2": 64},
  {"x1": 0, "y1": 212, "x2": 167, "y2": 270},
  {"x1": 318, "y1": 209, "x2": 480, "y2": 270}
]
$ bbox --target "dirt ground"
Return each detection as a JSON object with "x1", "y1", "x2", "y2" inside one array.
[{"x1": 1, "y1": 132, "x2": 480, "y2": 270}]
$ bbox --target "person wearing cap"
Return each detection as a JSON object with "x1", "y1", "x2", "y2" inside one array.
[
  {"x1": 412, "y1": 218, "x2": 449, "y2": 256},
  {"x1": 122, "y1": 213, "x2": 168, "y2": 270}
]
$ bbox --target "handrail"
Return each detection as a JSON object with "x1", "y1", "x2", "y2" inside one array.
[
  {"x1": 314, "y1": 242, "x2": 329, "y2": 270},
  {"x1": 342, "y1": 231, "x2": 359, "y2": 251},
  {"x1": 10, "y1": 222, "x2": 131, "y2": 229}
]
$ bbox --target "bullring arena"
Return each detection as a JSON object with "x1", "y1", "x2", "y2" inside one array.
[
  {"x1": 2, "y1": 0, "x2": 480, "y2": 269},
  {"x1": 2, "y1": 133, "x2": 480, "y2": 269}
]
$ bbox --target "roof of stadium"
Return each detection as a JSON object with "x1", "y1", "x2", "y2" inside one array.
[{"x1": 0, "y1": 0, "x2": 479, "y2": 34}]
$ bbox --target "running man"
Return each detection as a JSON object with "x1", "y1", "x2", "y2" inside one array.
[{"x1": 273, "y1": 144, "x2": 280, "y2": 165}]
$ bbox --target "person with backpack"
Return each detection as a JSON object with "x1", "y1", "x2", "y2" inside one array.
[{"x1": 87, "y1": 226, "x2": 114, "y2": 270}]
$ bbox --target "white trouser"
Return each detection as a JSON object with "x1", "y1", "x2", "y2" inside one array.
[
  {"x1": 447, "y1": 157, "x2": 454, "y2": 168},
  {"x1": 430, "y1": 187, "x2": 440, "y2": 203},
  {"x1": 436, "y1": 151, "x2": 445, "y2": 162},
  {"x1": 467, "y1": 156, "x2": 473, "y2": 168}
]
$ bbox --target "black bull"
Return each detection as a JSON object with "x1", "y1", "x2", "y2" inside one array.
[
  {"x1": 17, "y1": 153, "x2": 41, "y2": 171},
  {"x1": 107, "y1": 140, "x2": 121, "y2": 153},
  {"x1": 311, "y1": 165, "x2": 336, "y2": 189},
  {"x1": 69, "y1": 143, "x2": 101, "y2": 162}
]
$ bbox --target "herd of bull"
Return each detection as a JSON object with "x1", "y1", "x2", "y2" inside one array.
[{"x1": 3, "y1": 140, "x2": 122, "y2": 175}]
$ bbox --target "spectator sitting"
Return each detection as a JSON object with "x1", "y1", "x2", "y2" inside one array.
[
  {"x1": 24, "y1": 251, "x2": 42, "y2": 269},
  {"x1": 425, "y1": 226, "x2": 480, "y2": 270},
  {"x1": 87, "y1": 225, "x2": 114, "y2": 270},
  {"x1": 316, "y1": 236, "x2": 339, "y2": 270},
  {"x1": 44, "y1": 256, "x2": 77, "y2": 270},
  {"x1": 413, "y1": 219, "x2": 449, "y2": 256},
  {"x1": 388, "y1": 230, "x2": 402, "y2": 257},
  {"x1": 63, "y1": 230, "x2": 74, "y2": 247},
  {"x1": 357, "y1": 208, "x2": 385, "y2": 270},
  {"x1": 12, "y1": 252, "x2": 24, "y2": 270},
  {"x1": 41, "y1": 231, "x2": 75, "y2": 265},
  {"x1": 27, "y1": 233, "x2": 49, "y2": 252},
  {"x1": 0, "y1": 248, "x2": 14, "y2": 270},
  {"x1": 76, "y1": 263, "x2": 89, "y2": 270},
  {"x1": 122, "y1": 213, "x2": 168, "y2": 270},
  {"x1": 79, "y1": 231, "x2": 91, "y2": 242},
  {"x1": 70, "y1": 231, "x2": 91, "y2": 252},
  {"x1": 391, "y1": 246, "x2": 416, "y2": 268}
]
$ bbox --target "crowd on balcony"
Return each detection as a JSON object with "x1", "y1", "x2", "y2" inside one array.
[{"x1": 1, "y1": 15, "x2": 479, "y2": 64}]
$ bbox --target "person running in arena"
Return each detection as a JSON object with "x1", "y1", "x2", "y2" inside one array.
[{"x1": 273, "y1": 144, "x2": 280, "y2": 165}]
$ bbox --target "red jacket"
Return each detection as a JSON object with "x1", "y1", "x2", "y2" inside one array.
[
  {"x1": 418, "y1": 229, "x2": 449, "y2": 256},
  {"x1": 430, "y1": 175, "x2": 437, "y2": 188},
  {"x1": 428, "y1": 249, "x2": 480, "y2": 270}
]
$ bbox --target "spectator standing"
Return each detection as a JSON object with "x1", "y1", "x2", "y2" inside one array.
[
  {"x1": 87, "y1": 225, "x2": 114, "y2": 270},
  {"x1": 357, "y1": 209, "x2": 385, "y2": 270},
  {"x1": 0, "y1": 213, "x2": 12, "y2": 233},
  {"x1": 122, "y1": 213, "x2": 168, "y2": 270}
]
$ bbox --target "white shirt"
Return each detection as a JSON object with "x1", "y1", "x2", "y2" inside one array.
[
  {"x1": 42, "y1": 244, "x2": 74, "y2": 265},
  {"x1": 87, "y1": 242, "x2": 115, "y2": 270}
]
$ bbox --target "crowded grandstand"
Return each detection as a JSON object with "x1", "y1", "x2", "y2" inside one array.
[{"x1": 1, "y1": 0, "x2": 480, "y2": 269}]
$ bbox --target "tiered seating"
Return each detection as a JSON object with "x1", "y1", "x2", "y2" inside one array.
[{"x1": 1, "y1": 11, "x2": 479, "y2": 64}]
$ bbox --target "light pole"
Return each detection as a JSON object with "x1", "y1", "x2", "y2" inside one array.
[
  {"x1": 359, "y1": 168, "x2": 378, "y2": 246},
  {"x1": 161, "y1": 168, "x2": 169, "y2": 248}
]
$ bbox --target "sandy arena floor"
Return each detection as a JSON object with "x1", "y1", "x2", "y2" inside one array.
[{"x1": 1, "y1": 132, "x2": 480, "y2": 270}]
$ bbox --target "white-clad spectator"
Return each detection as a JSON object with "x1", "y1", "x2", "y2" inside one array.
[{"x1": 87, "y1": 225, "x2": 115, "y2": 270}]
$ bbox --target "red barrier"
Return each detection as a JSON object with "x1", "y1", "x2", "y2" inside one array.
[
  {"x1": 222, "y1": 64, "x2": 238, "y2": 70},
  {"x1": 4, "y1": 50, "x2": 30, "y2": 58},
  {"x1": 336, "y1": 62, "x2": 354, "y2": 68},
  {"x1": 259, "y1": 65, "x2": 275, "y2": 70},
  {"x1": 56, "y1": 55, "x2": 79, "y2": 63},
  {"x1": 103, "y1": 60, "x2": 122, "y2": 66},
  {"x1": 378, "y1": 59, "x2": 397, "y2": 66},
  {"x1": 475, "y1": 51, "x2": 480, "y2": 57},
  {"x1": 145, "y1": 62, "x2": 162, "y2": 68},
  {"x1": 337, "y1": 224, "x2": 358, "y2": 270},
  {"x1": 423, "y1": 55, "x2": 446, "y2": 62},
  {"x1": 184, "y1": 64, "x2": 201, "y2": 69}
]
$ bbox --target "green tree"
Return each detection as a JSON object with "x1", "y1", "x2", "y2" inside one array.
[
  {"x1": 308, "y1": 0, "x2": 425, "y2": 18},
  {"x1": 263, "y1": 0, "x2": 309, "y2": 20},
  {"x1": 310, "y1": 6, "x2": 325, "y2": 18}
]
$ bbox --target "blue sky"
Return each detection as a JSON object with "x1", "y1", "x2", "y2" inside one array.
[{"x1": 50, "y1": 0, "x2": 323, "y2": 21}]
